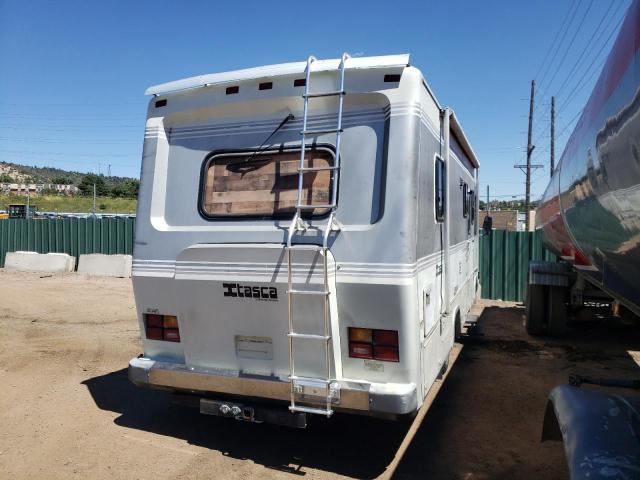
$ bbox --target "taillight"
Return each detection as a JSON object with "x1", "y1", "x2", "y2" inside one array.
[
  {"x1": 144, "y1": 314, "x2": 181, "y2": 342},
  {"x1": 349, "y1": 342, "x2": 373, "y2": 359},
  {"x1": 373, "y1": 345, "x2": 399, "y2": 362},
  {"x1": 348, "y1": 327, "x2": 399, "y2": 362}
]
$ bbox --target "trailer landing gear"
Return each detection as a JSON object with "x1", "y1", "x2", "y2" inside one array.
[{"x1": 525, "y1": 261, "x2": 569, "y2": 336}]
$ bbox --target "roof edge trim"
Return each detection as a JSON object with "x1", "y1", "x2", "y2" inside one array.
[
  {"x1": 145, "y1": 54, "x2": 411, "y2": 96},
  {"x1": 448, "y1": 108, "x2": 480, "y2": 168}
]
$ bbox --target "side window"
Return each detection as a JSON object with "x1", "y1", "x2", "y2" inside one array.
[
  {"x1": 462, "y1": 182, "x2": 469, "y2": 218},
  {"x1": 468, "y1": 189, "x2": 475, "y2": 234},
  {"x1": 435, "y1": 156, "x2": 445, "y2": 222},
  {"x1": 470, "y1": 190, "x2": 475, "y2": 223}
]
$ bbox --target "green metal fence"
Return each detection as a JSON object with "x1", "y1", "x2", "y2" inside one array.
[
  {"x1": 479, "y1": 229, "x2": 556, "y2": 302},
  {"x1": 0, "y1": 217, "x2": 136, "y2": 268},
  {"x1": 0, "y1": 220, "x2": 553, "y2": 302}
]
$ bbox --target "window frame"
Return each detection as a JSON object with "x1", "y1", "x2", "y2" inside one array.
[
  {"x1": 434, "y1": 155, "x2": 446, "y2": 223},
  {"x1": 197, "y1": 145, "x2": 336, "y2": 221}
]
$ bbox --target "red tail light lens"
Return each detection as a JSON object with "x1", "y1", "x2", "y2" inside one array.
[
  {"x1": 163, "y1": 328, "x2": 181, "y2": 342},
  {"x1": 146, "y1": 326, "x2": 163, "y2": 340},
  {"x1": 349, "y1": 342, "x2": 373, "y2": 359},
  {"x1": 373, "y1": 345, "x2": 400, "y2": 362},
  {"x1": 373, "y1": 329, "x2": 398, "y2": 347},
  {"x1": 145, "y1": 314, "x2": 163, "y2": 327},
  {"x1": 348, "y1": 327, "x2": 399, "y2": 362},
  {"x1": 144, "y1": 314, "x2": 181, "y2": 342}
]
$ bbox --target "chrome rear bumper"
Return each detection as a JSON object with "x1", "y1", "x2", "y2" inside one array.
[{"x1": 129, "y1": 357, "x2": 417, "y2": 415}]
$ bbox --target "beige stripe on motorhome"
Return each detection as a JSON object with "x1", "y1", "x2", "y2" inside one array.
[
  {"x1": 143, "y1": 103, "x2": 442, "y2": 150},
  {"x1": 133, "y1": 239, "x2": 475, "y2": 285}
]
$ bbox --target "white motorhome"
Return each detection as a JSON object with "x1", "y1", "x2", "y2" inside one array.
[{"x1": 129, "y1": 53, "x2": 480, "y2": 428}]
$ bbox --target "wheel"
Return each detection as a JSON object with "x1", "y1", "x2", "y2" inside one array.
[
  {"x1": 526, "y1": 284, "x2": 545, "y2": 335},
  {"x1": 546, "y1": 286, "x2": 567, "y2": 336},
  {"x1": 454, "y1": 310, "x2": 462, "y2": 340}
]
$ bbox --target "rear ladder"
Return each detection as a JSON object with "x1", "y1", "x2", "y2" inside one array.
[{"x1": 286, "y1": 53, "x2": 349, "y2": 417}]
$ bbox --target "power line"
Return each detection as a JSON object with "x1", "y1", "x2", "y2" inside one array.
[
  {"x1": 0, "y1": 136, "x2": 138, "y2": 144},
  {"x1": 0, "y1": 149, "x2": 136, "y2": 157},
  {"x1": 557, "y1": 15, "x2": 625, "y2": 114},
  {"x1": 537, "y1": 0, "x2": 581, "y2": 92},
  {"x1": 534, "y1": 0, "x2": 579, "y2": 81},
  {"x1": 554, "y1": 1, "x2": 620, "y2": 97},
  {"x1": 528, "y1": 3, "x2": 627, "y2": 165},
  {"x1": 533, "y1": 1, "x2": 621, "y2": 130},
  {"x1": 0, "y1": 124, "x2": 141, "y2": 130},
  {"x1": 541, "y1": 0, "x2": 595, "y2": 96},
  {"x1": 556, "y1": 106, "x2": 586, "y2": 140},
  {"x1": 0, "y1": 101, "x2": 145, "y2": 107},
  {"x1": 479, "y1": 192, "x2": 545, "y2": 199}
]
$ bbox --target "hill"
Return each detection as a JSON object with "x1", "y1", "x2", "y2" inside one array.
[
  {"x1": 0, "y1": 193, "x2": 136, "y2": 214},
  {"x1": 0, "y1": 161, "x2": 137, "y2": 189}
]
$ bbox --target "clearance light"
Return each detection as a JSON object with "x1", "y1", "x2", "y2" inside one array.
[
  {"x1": 348, "y1": 327, "x2": 399, "y2": 362},
  {"x1": 144, "y1": 314, "x2": 181, "y2": 342},
  {"x1": 349, "y1": 327, "x2": 372, "y2": 343}
]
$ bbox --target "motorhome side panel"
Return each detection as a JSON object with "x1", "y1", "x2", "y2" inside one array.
[{"x1": 414, "y1": 83, "x2": 479, "y2": 402}]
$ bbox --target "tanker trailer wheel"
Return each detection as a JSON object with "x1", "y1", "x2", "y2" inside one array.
[
  {"x1": 526, "y1": 284, "x2": 545, "y2": 335},
  {"x1": 546, "y1": 286, "x2": 567, "y2": 336}
]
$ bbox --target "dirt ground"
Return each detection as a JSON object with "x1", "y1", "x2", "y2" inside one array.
[{"x1": 1, "y1": 271, "x2": 640, "y2": 479}]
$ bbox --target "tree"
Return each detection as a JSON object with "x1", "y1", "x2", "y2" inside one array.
[
  {"x1": 123, "y1": 179, "x2": 139, "y2": 198},
  {"x1": 110, "y1": 179, "x2": 139, "y2": 198},
  {"x1": 78, "y1": 174, "x2": 108, "y2": 196},
  {"x1": 51, "y1": 176, "x2": 71, "y2": 185},
  {"x1": 0, "y1": 174, "x2": 14, "y2": 183}
]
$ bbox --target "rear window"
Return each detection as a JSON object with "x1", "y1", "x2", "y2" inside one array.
[{"x1": 200, "y1": 148, "x2": 334, "y2": 218}]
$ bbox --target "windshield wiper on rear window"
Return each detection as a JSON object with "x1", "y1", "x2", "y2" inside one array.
[{"x1": 227, "y1": 113, "x2": 295, "y2": 175}]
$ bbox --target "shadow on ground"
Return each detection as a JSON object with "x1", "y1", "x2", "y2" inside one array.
[
  {"x1": 83, "y1": 305, "x2": 640, "y2": 479},
  {"x1": 82, "y1": 369, "x2": 409, "y2": 478}
]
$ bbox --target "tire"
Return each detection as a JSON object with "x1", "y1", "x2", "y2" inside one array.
[
  {"x1": 454, "y1": 310, "x2": 462, "y2": 340},
  {"x1": 547, "y1": 286, "x2": 567, "y2": 336},
  {"x1": 526, "y1": 284, "x2": 546, "y2": 335}
]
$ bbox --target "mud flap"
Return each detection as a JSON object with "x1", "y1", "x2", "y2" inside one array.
[{"x1": 542, "y1": 385, "x2": 640, "y2": 479}]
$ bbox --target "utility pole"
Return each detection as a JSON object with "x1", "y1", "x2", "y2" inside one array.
[
  {"x1": 525, "y1": 80, "x2": 535, "y2": 229},
  {"x1": 550, "y1": 96, "x2": 555, "y2": 177},
  {"x1": 92, "y1": 183, "x2": 96, "y2": 217},
  {"x1": 514, "y1": 80, "x2": 543, "y2": 231},
  {"x1": 486, "y1": 185, "x2": 489, "y2": 211}
]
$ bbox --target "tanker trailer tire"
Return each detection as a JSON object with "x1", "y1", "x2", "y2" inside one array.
[
  {"x1": 526, "y1": 284, "x2": 545, "y2": 335},
  {"x1": 546, "y1": 286, "x2": 567, "y2": 336}
]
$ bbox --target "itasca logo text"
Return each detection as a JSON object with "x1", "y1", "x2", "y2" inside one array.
[{"x1": 223, "y1": 283, "x2": 278, "y2": 301}]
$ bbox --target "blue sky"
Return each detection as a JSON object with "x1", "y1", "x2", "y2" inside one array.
[{"x1": 0, "y1": 0, "x2": 631, "y2": 201}]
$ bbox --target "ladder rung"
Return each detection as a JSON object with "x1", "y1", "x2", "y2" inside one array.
[
  {"x1": 303, "y1": 90, "x2": 345, "y2": 98},
  {"x1": 296, "y1": 203, "x2": 336, "y2": 210},
  {"x1": 298, "y1": 166, "x2": 339, "y2": 172},
  {"x1": 287, "y1": 289, "x2": 329, "y2": 296},
  {"x1": 290, "y1": 376, "x2": 331, "y2": 384},
  {"x1": 289, "y1": 405, "x2": 333, "y2": 416},
  {"x1": 301, "y1": 128, "x2": 343, "y2": 136},
  {"x1": 286, "y1": 244, "x2": 325, "y2": 251},
  {"x1": 288, "y1": 333, "x2": 331, "y2": 340}
]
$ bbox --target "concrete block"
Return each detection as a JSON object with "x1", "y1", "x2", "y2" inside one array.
[
  {"x1": 78, "y1": 254, "x2": 132, "y2": 278},
  {"x1": 4, "y1": 251, "x2": 76, "y2": 273}
]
